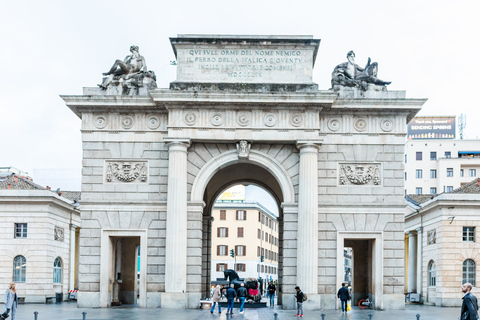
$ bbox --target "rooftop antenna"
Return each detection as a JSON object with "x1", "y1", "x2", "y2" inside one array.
[{"x1": 459, "y1": 113, "x2": 466, "y2": 139}]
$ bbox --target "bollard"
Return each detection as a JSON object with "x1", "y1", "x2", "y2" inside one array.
[
  {"x1": 368, "y1": 313, "x2": 373, "y2": 320},
  {"x1": 82, "y1": 311, "x2": 87, "y2": 320},
  {"x1": 321, "y1": 313, "x2": 326, "y2": 320},
  {"x1": 34, "y1": 311, "x2": 38, "y2": 320},
  {"x1": 416, "y1": 314, "x2": 420, "y2": 320},
  {"x1": 274, "y1": 312, "x2": 278, "y2": 320}
]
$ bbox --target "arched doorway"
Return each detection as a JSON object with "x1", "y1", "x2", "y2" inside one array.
[{"x1": 190, "y1": 146, "x2": 296, "y2": 306}]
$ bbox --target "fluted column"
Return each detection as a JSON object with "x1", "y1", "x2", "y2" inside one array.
[
  {"x1": 296, "y1": 140, "x2": 322, "y2": 294},
  {"x1": 164, "y1": 138, "x2": 191, "y2": 293},
  {"x1": 416, "y1": 227, "x2": 423, "y2": 296},
  {"x1": 407, "y1": 231, "x2": 417, "y2": 293}
]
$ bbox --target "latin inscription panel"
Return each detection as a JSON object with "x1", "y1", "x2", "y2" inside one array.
[{"x1": 175, "y1": 46, "x2": 315, "y2": 84}]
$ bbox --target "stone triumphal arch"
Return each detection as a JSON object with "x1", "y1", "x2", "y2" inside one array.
[{"x1": 62, "y1": 35, "x2": 426, "y2": 310}]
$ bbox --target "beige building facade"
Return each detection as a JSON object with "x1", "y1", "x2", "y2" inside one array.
[
  {"x1": 405, "y1": 178, "x2": 480, "y2": 306},
  {"x1": 211, "y1": 200, "x2": 279, "y2": 283},
  {"x1": 0, "y1": 173, "x2": 81, "y2": 303},
  {"x1": 62, "y1": 34, "x2": 426, "y2": 310}
]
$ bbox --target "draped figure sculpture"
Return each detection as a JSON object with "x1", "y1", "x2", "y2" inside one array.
[{"x1": 331, "y1": 51, "x2": 391, "y2": 91}]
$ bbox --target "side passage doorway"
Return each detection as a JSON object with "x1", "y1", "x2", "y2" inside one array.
[
  {"x1": 100, "y1": 230, "x2": 147, "y2": 307},
  {"x1": 337, "y1": 232, "x2": 383, "y2": 310}
]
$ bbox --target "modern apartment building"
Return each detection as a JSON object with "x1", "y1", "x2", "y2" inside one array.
[
  {"x1": 405, "y1": 139, "x2": 480, "y2": 195},
  {"x1": 210, "y1": 200, "x2": 279, "y2": 284}
]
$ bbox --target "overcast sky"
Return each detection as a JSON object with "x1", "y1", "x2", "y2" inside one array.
[{"x1": 1, "y1": 0, "x2": 479, "y2": 193}]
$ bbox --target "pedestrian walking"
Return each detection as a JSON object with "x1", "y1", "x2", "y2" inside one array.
[
  {"x1": 237, "y1": 283, "x2": 247, "y2": 314},
  {"x1": 460, "y1": 282, "x2": 478, "y2": 320},
  {"x1": 267, "y1": 281, "x2": 276, "y2": 307},
  {"x1": 337, "y1": 282, "x2": 350, "y2": 313},
  {"x1": 294, "y1": 286, "x2": 304, "y2": 317},
  {"x1": 210, "y1": 285, "x2": 222, "y2": 314},
  {"x1": 1, "y1": 282, "x2": 17, "y2": 320},
  {"x1": 226, "y1": 284, "x2": 236, "y2": 314}
]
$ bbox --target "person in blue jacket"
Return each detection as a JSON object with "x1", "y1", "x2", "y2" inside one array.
[
  {"x1": 226, "y1": 284, "x2": 236, "y2": 314},
  {"x1": 1, "y1": 282, "x2": 18, "y2": 320}
]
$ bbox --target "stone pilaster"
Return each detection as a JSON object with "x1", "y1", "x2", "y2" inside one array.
[
  {"x1": 164, "y1": 138, "x2": 191, "y2": 293},
  {"x1": 296, "y1": 140, "x2": 322, "y2": 294},
  {"x1": 407, "y1": 231, "x2": 417, "y2": 293},
  {"x1": 416, "y1": 227, "x2": 423, "y2": 297},
  {"x1": 69, "y1": 224, "x2": 78, "y2": 291}
]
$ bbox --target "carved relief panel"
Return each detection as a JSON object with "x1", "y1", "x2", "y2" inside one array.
[
  {"x1": 105, "y1": 160, "x2": 148, "y2": 183},
  {"x1": 338, "y1": 163, "x2": 381, "y2": 186}
]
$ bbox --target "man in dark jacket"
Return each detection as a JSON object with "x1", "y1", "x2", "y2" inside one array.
[
  {"x1": 294, "y1": 286, "x2": 304, "y2": 317},
  {"x1": 237, "y1": 283, "x2": 248, "y2": 314},
  {"x1": 226, "y1": 284, "x2": 236, "y2": 314},
  {"x1": 267, "y1": 281, "x2": 276, "y2": 307},
  {"x1": 461, "y1": 283, "x2": 479, "y2": 320},
  {"x1": 337, "y1": 283, "x2": 350, "y2": 313}
]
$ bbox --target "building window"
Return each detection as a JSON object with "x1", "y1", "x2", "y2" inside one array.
[
  {"x1": 428, "y1": 261, "x2": 436, "y2": 287},
  {"x1": 261, "y1": 265, "x2": 264, "y2": 273},
  {"x1": 445, "y1": 186, "x2": 453, "y2": 192},
  {"x1": 217, "y1": 245, "x2": 228, "y2": 256},
  {"x1": 405, "y1": 154, "x2": 407, "y2": 163},
  {"x1": 470, "y1": 169, "x2": 477, "y2": 177},
  {"x1": 463, "y1": 259, "x2": 476, "y2": 286},
  {"x1": 257, "y1": 265, "x2": 260, "y2": 272},
  {"x1": 13, "y1": 255, "x2": 26, "y2": 282},
  {"x1": 430, "y1": 170, "x2": 437, "y2": 179},
  {"x1": 237, "y1": 227, "x2": 244, "y2": 238},
  {"x1": 416, "y1": 152, "x2": 422, "y2": 161},
  {"x1": 220, "y1": 210, "x2": 226, "y2": 220},
  {"x1": 447, "y1": 168, "x2": 453, "y2": 177},
  {"x1": 430, "y1": 187, "x2": 437, "y2": 195},
  {"x1": 235, "y1": 264, "x2": 246, "y2": 272},
  {"x1": 258, "y1": 229, "x2": 261, "y2": 239},
  {"x1": 416, "y1": 169, "x2": 423, "y2": 179},
  {"x1": 262, "y1": 231, "x2": 264, "y2": 240},
  {"x1": 416, "y1": 187, "x2": 422, "y2": 195},
  {"x1": 461, "y1": 169, "x2": 464, "y2": 177},
  {"x1": 261, "y1": 248, "x2": 264, "y2": 256},
  {"x1": 262, "y1": 215, "x2": 264, "y2": 224},
  {"x1": 217, "y1": 227, "x2": 228, "y2": 238},
  {"x1": 216, "y1": 263, "x2": 227, "y2": 272},
  {"x1": 235, "y1": 245, "x2": 245, "y2": 256},
  {"x1": 463, "y1": 227, "x2": 475, "y2": 242},
  {"x1": 430, "y1": 152, "x2": 437, "y2": 160},
  {"x1": 445, "y1": 151, "x2": 451, "y2": 158},
  {"x1": 236, "y1": 210, "x2": 246, "y2": 220},
  {"x1": 258, "y1": 212, "x2": 261, "y2": 222},
  {"x1": 257, "y1": 246, "x2": 260, "y2": 257},
  {"x1": 15, "y1": 223, "x2": 27, "y2": 238},
  {"x1": 53, "y1": 257, "x2": 62, "y2": 284}
]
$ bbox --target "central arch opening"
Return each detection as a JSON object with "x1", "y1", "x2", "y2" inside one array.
[{"x1": 199, "y1": 162, "x2": 287, "y2": 306}]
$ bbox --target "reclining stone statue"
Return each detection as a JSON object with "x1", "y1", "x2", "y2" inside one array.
[
  {"x1": 98, "y1": 45, "x2": 157, "y2": 94},
  {"x1": 331, "y1": 51, "x2": 391, "y2": 91}
]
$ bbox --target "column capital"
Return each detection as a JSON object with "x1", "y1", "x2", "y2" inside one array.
[
  {"x1": 407, "y1": 230, "x2": 417, "y2": 236},
  {"x1": 296, "y1": 139, "x2": 323, "y2": 151},
  {"x1": 416, "y1": 227, "x2": 423, "y2": 233},
  {"x1": 164, "y1": 138, "x2": 191, "y2": 150}
]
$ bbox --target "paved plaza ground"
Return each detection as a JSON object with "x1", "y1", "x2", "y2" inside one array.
[{"x1": 13, "y1": 302, "x2": 461, "y2": 320}]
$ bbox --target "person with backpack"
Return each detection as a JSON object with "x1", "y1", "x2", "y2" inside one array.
[
  {"x1": 267, "y1": 281, "x2": 276, "y2": 307},
  {"x1": 337, "y1": 283, "x2": 350, "y2": 313},
  {"x1": 294, "y1": 286, "x2": 304, "y2": 317},
  {"x1": 236, "y1": 283, "x2": 247, "y2": 314},
  {"x1": 226, "y1": 284, "x2": 236, "y2": 314}
]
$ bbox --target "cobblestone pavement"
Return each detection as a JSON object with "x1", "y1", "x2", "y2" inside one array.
[{"x1": 14, "y1": 302, "x2": 460, "y2": 320}]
